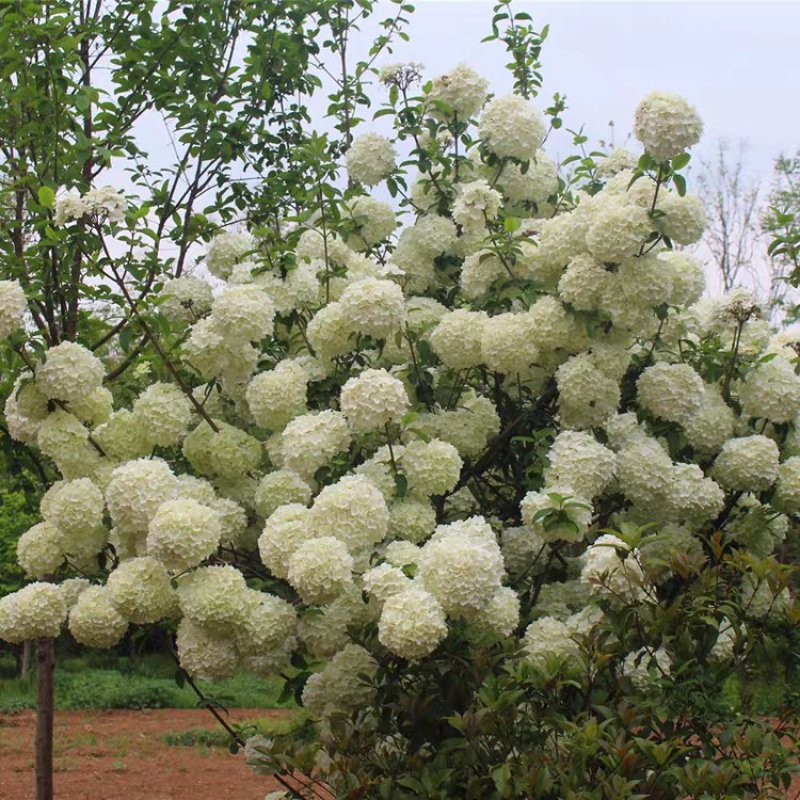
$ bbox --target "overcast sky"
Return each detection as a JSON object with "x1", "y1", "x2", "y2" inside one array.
[{"x1": 338, "y1": 1, "x2": 800, "y2": 186}]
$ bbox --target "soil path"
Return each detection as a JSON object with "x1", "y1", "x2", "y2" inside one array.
[{"x1": 0, "y1": 708, "x2": 289, "y2": 799}]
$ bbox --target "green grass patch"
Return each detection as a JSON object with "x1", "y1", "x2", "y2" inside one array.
[
  {"x1": 160, "y1": 712, "x2": 307, "y2": 748},
  {"x1": 0, "y1": 653, "x2": 294, "y2": 713}
]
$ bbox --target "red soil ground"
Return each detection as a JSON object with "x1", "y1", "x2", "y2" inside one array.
[
  {"x1": 0, "y1": 708, "x2": 289, "y2": 799},
  {"x1": 1, "y1": 709, "x2": 798, "y2": 799}
]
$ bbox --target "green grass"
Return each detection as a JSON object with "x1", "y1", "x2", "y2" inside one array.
[
  {"x1": 160, "y1": 712, "x2": 309, "y2": 748},
  {"x1": 0, "y1": 653, "x2": 294, "y2": 713}
]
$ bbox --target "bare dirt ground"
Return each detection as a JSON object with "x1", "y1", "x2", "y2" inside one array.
[
  {"x1": 1, "y1": 709, "x2": 798, "y2": 799},
  {"x1": 0, "y1": 708, "x2": 289, "y2": 799}
]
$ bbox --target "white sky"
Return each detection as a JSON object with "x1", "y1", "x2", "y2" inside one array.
[{"x1": 338, "y1": 1, "x2": 800, "y2": 185}]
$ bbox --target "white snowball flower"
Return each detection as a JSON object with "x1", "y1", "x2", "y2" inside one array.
[
  {"x1": 347, "y1": 196, "x2": 397, "y2": 248},
  {"x1": 452, "y1": 179, "x2": 502, "y2": 233},
  {"x1": 622, "y1": 646, "x2": 672, "y2": 689},
  {"x1": 545, "y1": 431, "x2": 616, "y2": 500},
  {"x1": 146, "y1": 497, "x2": 222, "y2": 571},
  {"x1": 205, "y1": 230, "x2": 254, "y2": 280},
  {"x1": 338, "y1": 278, "x2": 406, "y2": 340},
  {"x1": 378, "y1": 585, "x2": 448, "y2": 660},
  {"x1": 133, "y1": 382, "x2": 193, "y2": 448},
  {"x1": 556, "y1": 353, "x2": 620, "y2": 430},
  {"x1": 176, "y1": 617, "x2": 239, "y2": 681},
  {"x1": 585, "y1": 200, "x2": 651, "y2": 264},
  {"x1": 36, "y1": 341, "x2": 105, "y2": 403},
  {"x1": 53, "y1": 191, "x2": 89, "y2": 226},
  {"x1": 16, "y1": 521, "x2": 67, "y2": 578},
  {"x1": 387, "y1": 498, "x2": 437, "y2": 544},
  {"x1": 637, "y1": 362, "x2": 705, "y2": 425},
  {"x1": 773, "y1": 457, "x2": 800, "y2": 514},
  {"x1": 310, "y1": 475, "x2": 390, "y2": 553},
  {"x1": 259, "y1": 503, "x2": 315, "y2": 579},
  {"x1": 287, "y1": 536, "x2": 354, "y2": 605},
  {"x1": 346, "y1": 133, "x2": 397, "y2": 186},
  {"x1": 712, "y1": 435, "x2": 780, "y2": 492},
  {"x1": 634, "y1": 91, "x2": 703, "y2": 162},
  {"x1": 254, "y1": 470, "x2": 312, "y2": 519},
  {"x1": 0, "y1": 280, "x2": 27, "y2": 340},
  {"x1": 210, "y1": 285, "x2": 275, "y2": 343},
  {"x1": 106, "y1": 556, "x2": 177, "y2": 623},
  {"x1": 106, "y1": 458, "x2": 179, "y2": 534},
  {"x1": 363, "y1": 563, "x2": 412, "y2": 605},
  {"x1": 428, "y1": 63, "x2": 489, "y2": 119},
  {"x1": 68, "y1": 586, "x2": 128, "y2": 648},
  {"x1": 340, "y1": 368, "x2": 409, "y2": 433},
  {"x1": 399, "y1": 438, "x2": 462, "y2": 496},
  {"x1": 0, "y1": 583, "x2": 67, "y2": 643},
  {"x1": 83, "y1": 186, "x2": 127, "y2": 223},
  {"x1": 738, "y1": 356, "x2": 800, "y2": 423},
  {"x1": 581, "y1": 533, "x2": 647, "y2": 601},
  {"x1": 246, "y1": 360, "x2": 308, "y2": 431},
  {"x1": 279, "y1": 410, "x2": 351, "y2": 478},
  {"x1": 656, "y1": 192, "x2": 706, "y2": 245},
  {"x1": 522, "y1": 617, "x2": 581, "y2": 667},
  {"x1": 177, "y1": 565, "x2": 255, "y2": 631},
  {"x1": 520, "y1": 487, "x2": 593, "y2": 543},
  {"x1": 159, "y1": 276, "x2": 213, "y2": 323},
  {"x1": 417, "y1": 519, "x2": 504, "y2": 617},
  {"x1": 429, "y1": 309, "x2": 488, "y2": 370},
  {"x1": 479, "y1": 95, "x2": 546, "y2": 160}
]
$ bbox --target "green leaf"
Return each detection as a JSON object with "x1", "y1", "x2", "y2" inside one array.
[{"x1": 37, "y1": 186, "x2": 55, "y2": 209}]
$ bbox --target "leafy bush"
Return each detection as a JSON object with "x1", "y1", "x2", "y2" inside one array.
[{"x1": 0, "y1": 1, "x2": 798, "y2": 798}]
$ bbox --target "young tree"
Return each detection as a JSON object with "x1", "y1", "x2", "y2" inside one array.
[{"x1": 0, "y1": 3, "x2": 798, "y2": 799}]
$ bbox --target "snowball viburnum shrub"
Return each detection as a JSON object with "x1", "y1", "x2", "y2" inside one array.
[{"x1": 1, "y1": 53, "x2": 797, "y2": 799}]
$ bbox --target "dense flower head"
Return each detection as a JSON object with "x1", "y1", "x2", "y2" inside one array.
[
  {"x1": 254, "y1": 470, "x2": 312, "y2": 519},
  {"x1": 338, "y1": 278, "x2": 406, "y2": 340},
  {"x1": 68, "y1": 585, "x2": 128, "y2": 648},
  {"x1": 177, "y1": 565, "x2": 255, "y2": 631},
  {"x1": 712, "y1": 435, "x2": 780, "y2": 492},
  {"x1": 146, "y1": 497, "x2": 222, "y2": 571},
  {"x1": 399, "y1": 438, "x2": 462, "y2": 496},
  {"x1": 340, "y1": 368, "x2": 409, "y2": 433},
  {"x1": 655, "y1": 192, "x2": 706, "y2": 244},
  {"x1": 301, "y1": 644, "x2": 378, "y2": 720},
  {"x1": 36, "y1": 341, "x2": 104, "y2": 403},
  {"x1": 417, "y1": 517, "x2": 504, "y2": 617},
  {"x1": 16, "y1": 520, "x2": 67, "y2": 578},
  {"x1": 387, "y1": 497, "x2": 437, "y2": 544},
  {"x1": 523, "y1": 616, "x2": 582, "y2": 668},
  {"x1": 479, "y1": 95, "x2": 546, "y2": 160},
  {"x1": 429, "y1": 309, "x2": 488, "y2": 370},
  {"x1": 347, "y1": 197, "x2": 397, "y2": 248},
  {"x1": 205, "y1": 231, "x2": 254, "y2": 280},
  {"x1": 182, "y1": 419, "x2": 262, "y2": 481},
  {"x1": 637, "y1": 362, "x2": 705, "y2": 425},
  {"x1": 346, "y1": 133, "x2": 397, "y2": 186},
  {"x1": 581, "y1": 533, "x2": 647, "y2": 601},
  {"x1": 279, "y1": 410, "x2": 351, "y2": 478},
  {"x1": 287, "y1": 536, "x2": 354, "y2": 605},
  {"x1": 106, "y1": 556, "x2": 177, "y2": 624},
  {"x1": 452, "y1": 179, "x2": 502, "y2": 233},
  {"x1": 106, "y1": 458, "x2": 179, "y2": 534},
  {"x1": 246, "y1": 361, "x2": 308, "y2": 431},
  {"x1": 309, "y1": 475, "x2": 390, "y2": 554},
  {"x1": 0, "y1": 280, "x2": 27, "y2": 340},
  {"x1": 378, "y1": 585, "x2": 448, "y2": 660},
  {"x1": 159, "y1": 276, "x2": 214, "y2": 323},
  {"x1": 634, "y1": 91, "x2": 703, "y2": 162},
  {"x1": 0, "y1": 582, "x2": 67, "y2": 643},
  {"x1": 133, "y1": 382, "x2": 193, "y2": 448},
  {"x1": 520, "y1": 488, "x2": 593, "y2": 543},
  {"x1": 259, "y1": 503, "x2": 315, "y2": 579},
  {"x1": 556, "y1": 353, "x2": 620, "y2": 430},
  {"x1": 176, "y1": 617, "x2": 239, "y2": 681},
  {"x1": 737, "y1": 355, "x2": 800, "y2": 423},
  {"x1": 428, "y1": 63, "x2": 489, "y2": 119}
]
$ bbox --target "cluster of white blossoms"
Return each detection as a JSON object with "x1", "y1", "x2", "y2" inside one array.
[
  {"x1": 0, "y1": 64, "x2": 797, "y2": 767},
  {"x1": 54, "y1": 186, "x2": 128, "y2": 226}
]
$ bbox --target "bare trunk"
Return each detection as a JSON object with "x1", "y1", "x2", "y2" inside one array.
[
  {"x1": 35, "y1": 638, "x2": 54, "y2": 800},
  {"x1": 21, "y1": 639, "x2": 32, "y2": 678}
]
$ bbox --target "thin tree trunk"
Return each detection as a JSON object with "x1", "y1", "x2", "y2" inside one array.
[
  {"x1": 21, "y1": 639, "x2": 32, "y2": 678},
  {"x1": 35, "y1": 638, "x2": 54, "y2": 800}
]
